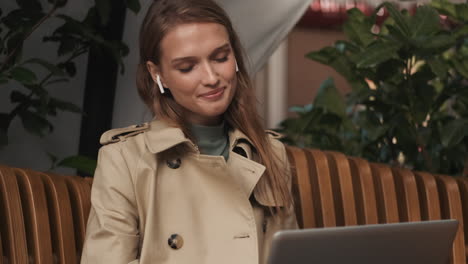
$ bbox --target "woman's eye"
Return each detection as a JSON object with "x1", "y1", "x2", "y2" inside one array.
[
  {"x1": 178, "y1": 66, "x2": 193, "y2": 73},
  {"x1": 215, "y1": 56, "x2": 228, "y2": 63}
]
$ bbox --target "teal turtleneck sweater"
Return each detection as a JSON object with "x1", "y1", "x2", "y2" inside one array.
[{"x1": 190, "y1": 122, "x2": 230, "y2": 160}]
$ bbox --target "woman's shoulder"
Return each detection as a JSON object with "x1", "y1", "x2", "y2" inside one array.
[
  {"x1": 265, "y1": 130, "x2": 286, "y2": 150},
  {"x1": 100, "y1": 123, "x2": 150, "y2": 146},
  {"x1": 265, "y1": 130, "x2": 284, "y2": 140},
  {"x1": 95, "y1": 123, "x2": 154, "y2": 177},
  {"x1": 98, "y1": 119, "x2": 189, "y2": 156},
  {"x1": 97, "y1": 122, "x2": 151, "y2": 163}
]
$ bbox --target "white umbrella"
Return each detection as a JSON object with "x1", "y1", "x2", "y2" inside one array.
[{"x1": 218, "y1": 0, "x2": 312, "y2": 74}]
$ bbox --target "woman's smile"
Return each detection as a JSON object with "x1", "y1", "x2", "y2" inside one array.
[{"x1": 199, "y1": 86, "x2": 225, "y2": 100}]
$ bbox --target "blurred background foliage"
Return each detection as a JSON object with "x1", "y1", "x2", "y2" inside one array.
[
  {"x1": 0, "y1": 0, "x2": 140, "y2": 173},
  {"x1": 280, "y1": 0, "x2": 468, "y2": 176}
]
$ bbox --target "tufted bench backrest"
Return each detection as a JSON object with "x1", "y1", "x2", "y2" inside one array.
[
  {"x1": 286, "y1": 147, "x2": 468, "y2": 264},
  {"x1": 0, "y1": 165, "x2": 92, "y2": 264},
  {"x1": 1, "y1": 147, "x2": 467, "y2": 264}
]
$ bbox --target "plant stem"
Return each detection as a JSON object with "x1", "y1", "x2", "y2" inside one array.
[
  {"x1": 0, "y1": 4, "x2": 58, "y2": 73},
  {"x1": 387, "y1": 135, "x2": 398, "y2": 166},
  {"x1": 404, "y1": 57, "x2": 434, "y2": 172},
  {"x1": 40, "y1": 48, "x2": 87, "y2": 86},
  {"x1": 5, "y1": 90, "x2": 34, "y2": 128},
  {"x1": 4, "y1": 46, "x2": 86, "y2": 133},
  {"x1": 415, "y1": 133, "x2": 434, "y2": 171}
]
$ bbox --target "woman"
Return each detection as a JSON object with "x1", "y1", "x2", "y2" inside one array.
[{"x1": 81, "y1": 0, "x2": 297, "y2": 263}]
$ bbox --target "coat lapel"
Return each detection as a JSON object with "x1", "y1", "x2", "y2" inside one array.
[
  {"x1": 143, "y1": 119, "x2": 284, "y2": 206},
  {"x1": 229, "y1": 129, "x2": 287, "y2": 207},
  {"x1": 227, "y1": 151, "x2": 265, "y2": 198},
  {"x1": 143, "y1": 119, "x2": 190, "y2": 154}
]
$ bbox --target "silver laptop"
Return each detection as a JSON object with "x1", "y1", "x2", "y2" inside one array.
[{"x1": 268, "y1": 219, "x2": 458, "y2": 264}]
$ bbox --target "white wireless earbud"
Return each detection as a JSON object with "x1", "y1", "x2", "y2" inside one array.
[{"x1": 156, "y1": 75, "x2": 165, "y2": 94}]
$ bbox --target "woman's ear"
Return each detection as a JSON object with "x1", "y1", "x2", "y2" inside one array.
[
  {"x1": 147, "y1": 61, "x2": 167, "y2": 94},
  {"x1": 146, "y1": 61, "x2": 161, "y2": 83}
]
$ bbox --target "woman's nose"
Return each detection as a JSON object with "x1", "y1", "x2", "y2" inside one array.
[{"x1": 201, "y1": 62, "x2": 220, "y2": 87}]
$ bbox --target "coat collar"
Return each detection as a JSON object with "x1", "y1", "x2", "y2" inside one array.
[
  {"x1": 144, "y1": 119, "x2": 255, "y2": 154},
  {"x1": 143, "y1": 119, "x2": 190, "y2": 154},
  {"x1": 143, "y1": 119, "x2": 284, "y2": 207}
]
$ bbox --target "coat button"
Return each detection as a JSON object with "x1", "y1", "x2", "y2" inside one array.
[
  {"x1": 166, "y1": 158, "x2": 181, "y2": 169},
  {"x1": 168, "y1": 234, "x2": 184, "y2": 249}
]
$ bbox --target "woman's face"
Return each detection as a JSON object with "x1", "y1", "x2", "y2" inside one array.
[{"x1": 147, "y1": 22, "x2": 238, "y2": 126}]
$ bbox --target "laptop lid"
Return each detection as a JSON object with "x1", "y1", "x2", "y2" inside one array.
[{"x1": 268, "y1": 219, "x2": 458, "y2": 264}]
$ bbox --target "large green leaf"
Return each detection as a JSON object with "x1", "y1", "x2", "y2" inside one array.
[
  {"x1": 307, "y1": 47, "x2": 355, "y2": 80},
  {"x1": 10, "y1": 66, "x2": 37, "y2": 85},
  {"x1": 454, "y1": 25, "x2": 468, "y2": 39},
  {"x1": 10, "y1": 90, "x2": 28, "y2": 103},
  {"x1": 452, "y1": 58, "x2": 468, "y2": 78},
  {"x1": 361, "y1": 120, "x2": 389, "y2": 142},
  {"x1": 16, "y1": 0, "x2": 42, "y2": 10},
  {"x1": 334, "y1": 40, "x2": 360, "y2": 54},
  {"x1": 56, "y1": 37, "x2": 79, "y2": 56},
  {"x1": 384, "y1": 24, "x2": 410, "y2": 44},
  {"x1": 412, "y1": 78, "x2": 435, "y2": 123},
  {"x1": 453, "y1": 100, "x2": 468, "y2": 119},
  {"x1": 7, "y1": 32, "x2": 24, "y2": 54},
  {"x1": 289, "y1": 104, "x2": 313, "y2": 114},
  {"x1": 53, "y1": 14, "x2": 98, "y2": 43},
  {"x1": 306, "y1": 47, "x2": 337, "y2": 65},
  {"x1": 343, "y1": 8, "x2": 374, "y2": 47},
  {"x1": 18, "y1": 110, "x2": 53, "y2": 137},
  {"x1": 410, "y1": 5, "x2": 440, "y2": 37},
  {"x1": 432, "y1": 0, "x2": 468, "y2": 23},
  {"x1": 431, "y1": 0, "x2": 457, "y2": 18},
  {"x1": 343, "y1": 20, "x2": 375, "y2": 48},
  {"x1": 455, "y1": 3, "x2": 468, "y2": 23},
  {"x1": 57, "y1": 155, "x2": 97, "y2": 175},
  {"x1": 49, "y1": 98, "x2": 82, "y2": 114},
  {"x1": 376, "y1": 58, "x2": 405, "y2": 84},
  {"x1": 441, "y1": 119, "x2": 468, "y2": 147},
  {"x1": 23, "y1": 84, "x2": 47, "y2": 97},
  {"x1": 420, "y1": 35, "x2": 455, "y2": 51},
  {"x1": 355, "y1": 41, "x2": 400, "y2": 68},
  {"x1": 313, "y1": 78, "x2": 346, "y2": 117},
  {"x1": 3, "y1": 9, "x2": 44, "y2": 30},
  {"x1": 428, "y1": 58, "x2": 449, "y2": 79},
  {"x1": 23, "y1": 58, "x2": 66, "y2": 76},
  {"x1": 380, "y1": 2, "x2": 411, "y2": 37}
]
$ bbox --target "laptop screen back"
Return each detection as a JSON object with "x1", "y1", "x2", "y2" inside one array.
[{"x1": 268, "y1": 220, "x2": 458, "y2": 264}]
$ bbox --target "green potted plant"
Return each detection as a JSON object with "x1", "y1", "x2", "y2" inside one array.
[
  {"x1": 280, "y1": 0, "x2": 468, "y2": 176},
  {"x1": 0, "y1": 0, "x2": 140, "y2": 173}
]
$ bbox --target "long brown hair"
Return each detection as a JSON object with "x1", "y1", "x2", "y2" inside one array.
[{"x1": 136, "y1": 0, "x2": 292, "y2": 212}]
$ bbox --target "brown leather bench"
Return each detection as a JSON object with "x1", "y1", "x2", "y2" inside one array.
[{"x1": 1, "y1": 147, "x2": 467, "y2": 263}]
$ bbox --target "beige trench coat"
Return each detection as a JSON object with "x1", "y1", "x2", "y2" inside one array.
[{"x1": 81, "y1": 119, "x2": 297, "y2": 264}]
